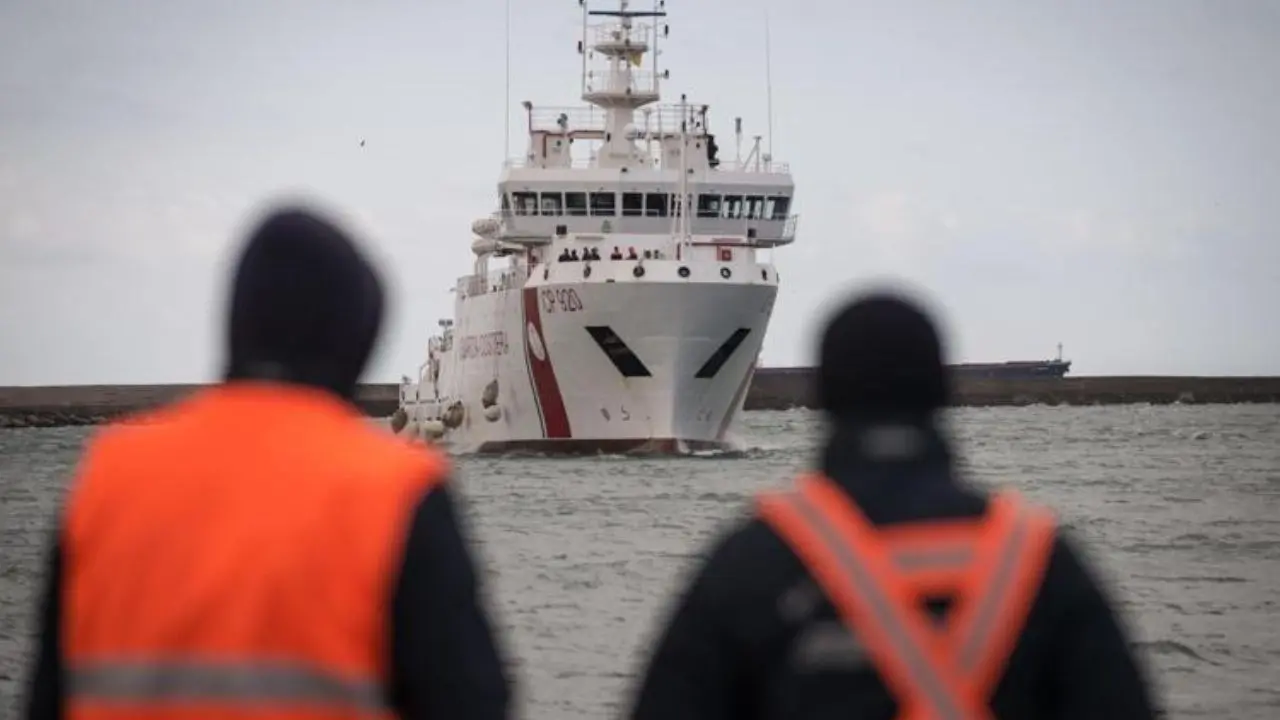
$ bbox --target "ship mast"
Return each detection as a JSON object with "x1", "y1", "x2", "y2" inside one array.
[{"x1": 580, "y1": 0, "x2": 667, "y2": 169}]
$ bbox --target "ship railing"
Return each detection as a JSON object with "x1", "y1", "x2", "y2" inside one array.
[
  {"x1": 456, "y1": 266, "x2": 529, "y2": 298},
  {"x1": 492, "y1": 209, "x2": 798, "y2": 246},
  {"x1": 502, "y1": 154, "x2": 791, "y2": 175},
  {"x1": 587, "y1": 21, "x2": 654, "y2": 50},
  {"x1": 523, "y1": 105, "x2": 714, "y2": 136},
  {"x1": 692, "y1": 215, "x2": 799, "y2": 246},
  {"x1": 764, "y1": 214, "x2": 799, "y2": 244},
  {"x1": 584, "y1": 70, "x2": 660, "y2": 98},
  {"x1": 503, "y1": 156, "x2": 601, "y2": 170},
  {"x1": 713, "y1": 159, "x2": 792, "y2": 175}
]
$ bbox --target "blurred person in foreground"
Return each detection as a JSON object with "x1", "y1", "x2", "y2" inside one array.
[
  {"x1": 23, "y1": 205, "x2": 511, "y2": 720},
  {"x1": 627, "y1": 288, "x2": 1157, "y2": 719}
]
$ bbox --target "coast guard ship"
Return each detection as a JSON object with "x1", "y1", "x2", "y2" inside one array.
[{"x1": 394, "y1": 0, "x2": 797, "y2": 453}]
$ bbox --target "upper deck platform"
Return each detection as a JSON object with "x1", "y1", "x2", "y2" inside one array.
[
  {"x1": 514, "y1": 104, "x2": 790, "y2": 178},
  {"x1": 502, "y1": 156, "x2": 791, "y2": 175}
]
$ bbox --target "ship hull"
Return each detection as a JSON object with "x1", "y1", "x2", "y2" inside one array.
[{"x1": 400, "y1": 263, "x2": 778, "y2": 455}]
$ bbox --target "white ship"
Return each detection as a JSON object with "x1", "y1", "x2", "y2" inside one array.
[{"x1": 393, "y1": 0, "x2": 797, "y2": 454}]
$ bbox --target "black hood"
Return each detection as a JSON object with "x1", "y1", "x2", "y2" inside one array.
[
  {"x1": 816, "y1": 290, "x2": 950, "y2": 421},
  {"x1": 223, "y1": 206, "x2": 385, "y2": 402}
]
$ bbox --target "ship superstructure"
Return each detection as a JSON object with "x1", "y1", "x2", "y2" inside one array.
[{"x1": 394, "y1": 0, "x2": 797, "y2": 453}]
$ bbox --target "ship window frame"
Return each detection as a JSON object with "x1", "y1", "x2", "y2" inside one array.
[
  {"x1": 500, "y1": 192, "x2": 511, "y2": 212},
  {"x1": 745, "y1": 196, "x2": 766, "y2": 219},
  {"x1": 769, "y1": 195, "x2": 791, "y2": 220},
  {"x1": 645, "y1": 193, "x2": 668, "y2": 217},
  {"x1": 723, "y1": 195, "x2": 744, "y2": 219},
  {"x1": 512, "y1": 191, "x2": 539, "y2": 216},
  {"x1": 589, "y1": 191, "x2": 617, "y2": 216},
  {"x1": 539, "y1": 192, "x2": 564, "y2": 215},
  {"x1": 565, "y1": 192, "x2": 589, "y2": 216},
  {"x1": 696, "y1": 194, "x2": 722, "y2": 218},
  {"x1": 671, "y1": 193, "x2": 691, "y2": 217},
  {"x1": 622, "y1": 192, "x2": 644, "y2": 217}
]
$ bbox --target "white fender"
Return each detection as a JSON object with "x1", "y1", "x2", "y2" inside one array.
[
  {"x1": 471, "y1": 236, "x2": 501, "y2": 256},
  {"x1": 483, "y1": 405, "x2": 502, "y2": 422},
  {"x1": 471, "y1": 217, "x2": 501, "y2": 238}
]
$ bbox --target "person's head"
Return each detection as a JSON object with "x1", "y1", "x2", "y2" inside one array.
[
  {"x1": 816, "y1": 289, "x2": 949, "y2": 423},
  {"x1": 223, "y1": 205, "x2": 385, "y2": 402}
]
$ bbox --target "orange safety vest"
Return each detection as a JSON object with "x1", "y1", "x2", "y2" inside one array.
[
  {"x1": 61, "y1": 383, "x2": 450, "y2": 720},
  {"x1": 758, "y1": 474, "x2": 1056, "y2": 720}
]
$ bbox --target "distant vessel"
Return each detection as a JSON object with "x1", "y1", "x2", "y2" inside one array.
[
  {"x1": 393, "y1": 0, "x2": 796, "y2": 454},
  {"x1": 951, "y1": 344, "x2": 1072, "y2": 380},
  {"x1": 753, "y1": 346, "x2": 1072, "y2": 382}
]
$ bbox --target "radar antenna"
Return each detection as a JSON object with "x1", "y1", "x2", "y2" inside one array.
[{"x1": 578, "y1": 0, "x2": 668, "y2": 168}]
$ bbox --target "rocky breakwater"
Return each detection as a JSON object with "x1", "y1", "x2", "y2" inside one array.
[
  {"x1": 4, "y1": 376, "x2": 1279, "y2": 429},
  {"x1": 0, "y1": 384, "x2": 402, "y2": 429}
]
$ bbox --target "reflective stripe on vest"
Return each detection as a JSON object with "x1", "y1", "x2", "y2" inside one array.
[
  {"x1": 68, "y1": 660, "x2": 387, "y2": 711},
  {"x1": 758, "y1": 474, "x2": 1056, "y2": 719}
]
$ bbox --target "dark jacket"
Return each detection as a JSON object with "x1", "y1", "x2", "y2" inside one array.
[
  {"x1": 24, "y1": 482, "x2": 512, "y2": 720},
  {"x1": 627, "y1": 418, "x2": 1158, "y2": 720}
]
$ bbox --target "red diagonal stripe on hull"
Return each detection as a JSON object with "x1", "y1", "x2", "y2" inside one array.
[{"x1": 522, "y1": 287, "x2": 572, "y2": 439}]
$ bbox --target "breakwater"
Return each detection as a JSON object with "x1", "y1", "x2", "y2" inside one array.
[{"x1": 1, "y1": 372, "x2": 1278, "y2": 428}]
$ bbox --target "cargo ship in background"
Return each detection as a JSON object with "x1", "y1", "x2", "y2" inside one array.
[
  {"x1": 951, "y1": 344, "x2": 1071, "y2": 380},
  {"x1": 755, "y1": 345, "x2": 1072, "y2": 381}
]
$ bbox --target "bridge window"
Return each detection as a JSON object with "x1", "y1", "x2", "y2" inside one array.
[
  {"x1": 671, "y1": 193, "x2": 692, "y2": 217},
  {"x1": 622, "y1": 192, "x2": 644, "y2": 217},
  {"x1": 501, "y1": 193, "x2": 510, "y2": 212},
  {"x1": 696, "y1": 194, "x2": 722, "y2": 218},
  {"x1": 540, "y1": 192, "x2": 563, "y2": 215},
  {"x1": 645, "y1": 193, "x2": 668, "y2": 217},
  {"x1": 723, "y1": 195, "x2": 743, "y2": 219},
  {"x1": 746, "y1": 196, "x2": 766, "y2": 219},
  {"x1": 565, "y1": 192, "x2": 588, "y2": 216},
  {"x1": 769, "y1": 196, "x2": 791, "y2": 220},
  {"x1": 589, "y1": 192, "x2": 616, "y2": 216},
  {"x1": 513, "y1": 192, "x2": 538, "y2": 216}
]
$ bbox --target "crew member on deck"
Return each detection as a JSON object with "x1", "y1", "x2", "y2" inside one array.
[
  {"x1": 626, "y1": 289, "x2": 1157, "y2": 720},
  {"x1": 23, "y1": 206, "x2": 512, "y2": 720}
]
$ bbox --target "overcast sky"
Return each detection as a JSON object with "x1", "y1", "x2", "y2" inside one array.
[{"x1": 1, "y1": 0, "x2": 1277, "y2": 385}]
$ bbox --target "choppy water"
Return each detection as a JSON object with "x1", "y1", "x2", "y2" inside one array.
[{"x1": 2, "y1": 405, "x2": 1279, "y2": 718}]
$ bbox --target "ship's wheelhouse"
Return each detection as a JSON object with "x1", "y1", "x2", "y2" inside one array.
[{"x1": 496, "y1": 176, "x2": 797, "y2": 248}]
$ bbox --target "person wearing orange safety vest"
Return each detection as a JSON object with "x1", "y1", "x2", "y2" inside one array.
[
  {"x1": 627, "y1": 290, "x2": 1158, "y2": 719},
  {"x1": 24, "y1": 207, "x2": 512, "y2": 720}
]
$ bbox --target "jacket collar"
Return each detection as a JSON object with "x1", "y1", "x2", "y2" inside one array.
[{"x1": 820, "y1": 412, "x2": 952, "y2": 476}]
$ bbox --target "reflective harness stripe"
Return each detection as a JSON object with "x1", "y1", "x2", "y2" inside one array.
[
  {"x1": 758, "y1": 474, "x2": 1056, "y2": 719},
  {"x1": 67, "y1": 660, "x2": 388, "y2": 711}
]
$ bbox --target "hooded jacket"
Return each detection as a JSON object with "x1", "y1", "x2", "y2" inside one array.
[
  {"x1": 23, "y1": 207, "x2": 512, "y2": 720},
  {"x1": 626, "y1": 291, "x2": 1158, "y2": 720}
]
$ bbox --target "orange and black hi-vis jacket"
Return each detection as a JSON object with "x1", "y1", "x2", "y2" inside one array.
[
  {"x1": 758, "y1": 473, "x2": 1056, "y2": 720},
  {"x1": 60, "y1": 383, "x2": 449, "y2": 720}
]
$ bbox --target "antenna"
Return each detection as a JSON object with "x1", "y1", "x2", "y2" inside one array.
[
  {"x1": 734, "y1": 116, "x2": 742, "y2": 164},
  {"x1": 764, "y1": 7, "x2": 775, "y2": 165},
  {"x1": 503, "y1": 0, "x2": 512, "y2": 161},
  {"x1": 672, "y1": 94, "x2": 687, "y2": 239},
  {"x1": 680, "y1": 96, "x2": 690, "y2": 242}
]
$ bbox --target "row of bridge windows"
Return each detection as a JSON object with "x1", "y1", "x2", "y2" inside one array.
[{"x1": 505, "y1": 191, "x2": 791, "y2": 221}]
